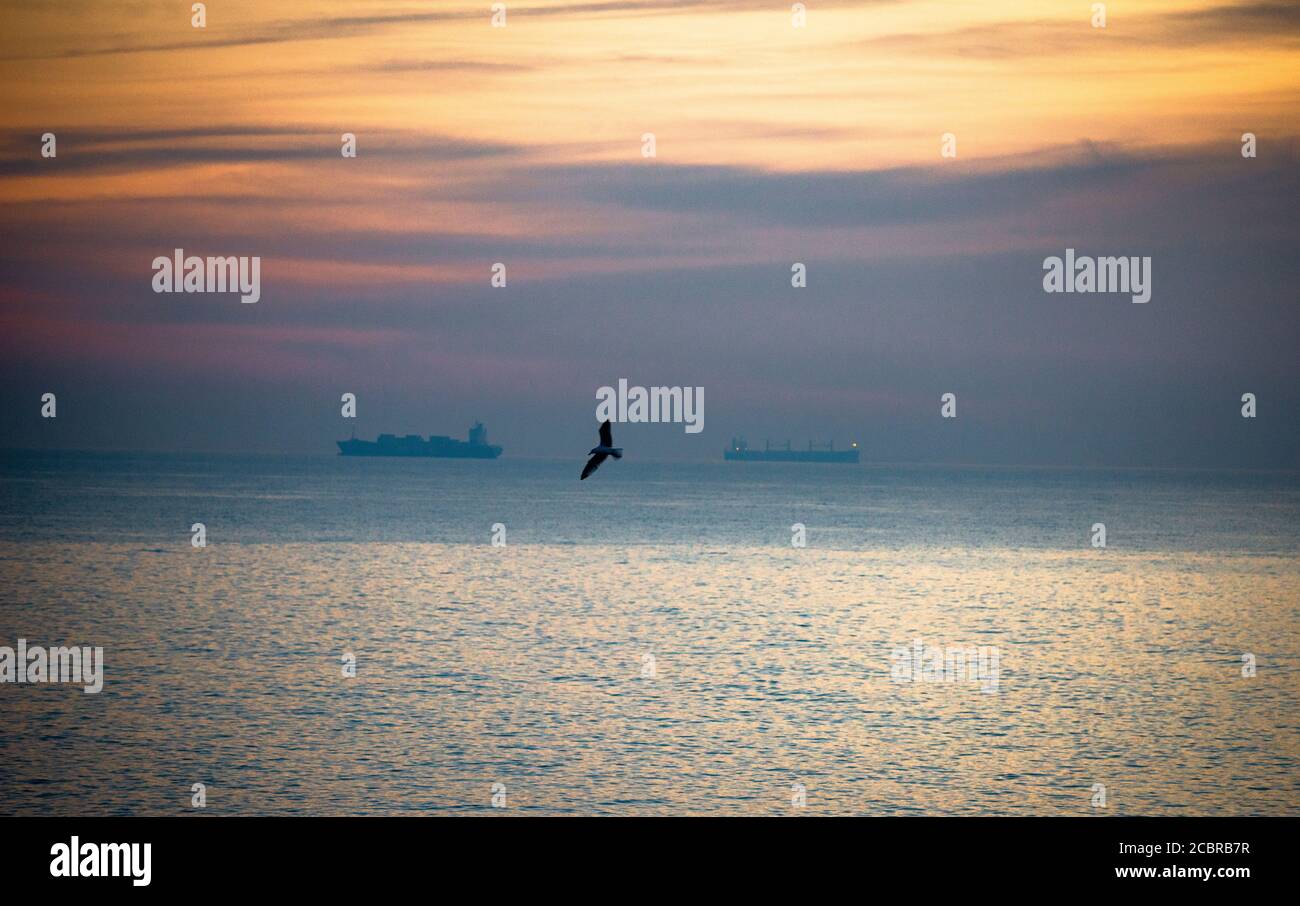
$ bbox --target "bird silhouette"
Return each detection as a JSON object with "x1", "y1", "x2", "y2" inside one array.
[{"x1": 581, "y1": 419, "x2": 623, "y2": 479}]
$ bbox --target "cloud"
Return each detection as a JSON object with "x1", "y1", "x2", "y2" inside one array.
[
  {"x1": 855, "y1": 1, "x2": 1300, "y2": 60},
  {"x1": 0, "y1": 127, "x2": 521, "y2": 176},
  {"x1": 4, "y1": 135, "x2": 1297, "y2": 277},
  {"x1": 0, "y1": 0, "x2": 885, "y2": 61},
  {"x1": 370, "y1": 59, "x2": 535, "y2": 74},
  {"x1": 509, "y1": 140, "x2": 1300, "y2": 234}
]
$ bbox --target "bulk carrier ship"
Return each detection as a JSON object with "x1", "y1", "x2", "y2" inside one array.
[{"x1": 724, "y1": 436, "x2": 859, "y2": 464}]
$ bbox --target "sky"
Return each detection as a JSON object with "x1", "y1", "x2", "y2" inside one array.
[{"x1": 0, "y1": 0, "x2": 1297, "y2": 466}]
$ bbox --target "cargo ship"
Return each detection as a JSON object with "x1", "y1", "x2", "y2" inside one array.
[
  {"x1": 724, "y1": 436, "x2": 859, "y2": 464},
  {"x1": 338, "y1": 422, "x2": 502, "y2": 458}
]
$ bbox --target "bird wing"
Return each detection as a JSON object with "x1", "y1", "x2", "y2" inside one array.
[
  {"x1": 599, "y1": 419, "x2": 613, "y2": 448},
  {"x1": 580, "y1": 452, "x2": 607, "y2": 480}
]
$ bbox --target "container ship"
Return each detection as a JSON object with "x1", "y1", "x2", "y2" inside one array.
[
  {"x1": 338, "y1": 422, "x2": 502, "y2": 458},
  {"x1": 724, "y1": 436, "x2": 859, "y2": 464}
]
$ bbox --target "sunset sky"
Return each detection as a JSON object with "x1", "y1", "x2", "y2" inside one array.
[{"x1": 1, "y1": 0, "x2": 1297, "y2": 464}]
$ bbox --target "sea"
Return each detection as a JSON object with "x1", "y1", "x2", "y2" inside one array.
[{"x1": 1, "y1": 450, "x2": 1297, "y2": 815}]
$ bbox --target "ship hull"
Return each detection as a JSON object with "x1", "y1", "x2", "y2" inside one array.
[
  {"x1": 724, "y1": 449, "x2": 859, "y2": 464},
  {"x1": 337, "y1": 440, "x2": 502, "y2": 459}
]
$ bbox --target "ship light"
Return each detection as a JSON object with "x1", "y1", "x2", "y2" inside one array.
[{"x1": 851, "y1": 442, "x2": 858, "y2": 448}]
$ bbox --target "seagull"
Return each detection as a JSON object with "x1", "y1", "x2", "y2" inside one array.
[{"x1": 581, "y1": 419, "x2": 623, "y2": 480}]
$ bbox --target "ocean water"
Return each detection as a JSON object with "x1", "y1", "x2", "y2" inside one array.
[{"x1": 1, "y1": 450, "x2": 1297, "y2": 815}]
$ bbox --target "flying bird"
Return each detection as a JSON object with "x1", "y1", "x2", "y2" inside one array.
[{"x1": 581, "y1": 419, "x2": 623, "y2": 480}]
